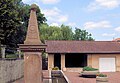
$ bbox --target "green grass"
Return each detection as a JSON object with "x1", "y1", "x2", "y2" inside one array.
[
  {"x1": 6, "y1": 54, "x2": 18, "y2": 58},
  {"x1": 83, "y1": 66, "x2": 98, "y2": 71}
]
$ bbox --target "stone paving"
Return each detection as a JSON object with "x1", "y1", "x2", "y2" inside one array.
[
  {"x1": 64, "y1": 72, "x2": 120, "y2": 83},
  {"x1": 15, "y1": 71, "x2": 120, "y2": 83}
]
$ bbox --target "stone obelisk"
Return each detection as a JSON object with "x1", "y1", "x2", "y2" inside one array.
[{"x1": 19, "y1": 4, "x2": 46, "y2": 83}]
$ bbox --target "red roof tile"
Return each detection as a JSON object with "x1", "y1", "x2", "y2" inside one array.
[
  {"x1": 46, "y1": 40, "x2": 120, "y2": 53},
  {"x1": 113, "y1": 38, "x2": 120, "y2": 42}
]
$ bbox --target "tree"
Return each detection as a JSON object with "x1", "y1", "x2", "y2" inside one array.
[
  {"x1": 73, "y1": 28, "x2": 94, "y2": 41},
  {"x1": 0, "y1": 29, "x2": 4, "y2": 58},
  {"x1": 40, "y1": 24, "x2": 74, "y2": 42},
  {"x1": 20, "y1": 4, "x2": 46, "y2": 30},
  {"x1": 0, "y1": 0, "x2": 21, "y2": 57},
  {"x1": 0, "y1": 0, "x2": 46, "y2": 57},
  {"x1": 3, "y1": 0, "x2": 47, "y2": 48},
  {"x1": 61, "y1": 25, "x2": 73, "y2": 40},
  {"x1": 40, "y1": 23, "x2": 63, "y2": 43},
  {"x1": 73, "y1": 28, "x2": 81, "y2": 40},
  {"x1": 40, "y1": 24, "x2": 94, "y2": 42}
]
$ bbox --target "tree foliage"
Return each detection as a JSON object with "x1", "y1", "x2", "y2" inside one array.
[
  {"x1": 40, "y1": 24, "x2": 62, "y2": 42},
  {"x1": 0, "y1": 0, "x2": 46, "y2": 56},
  {"x1": 0, "y1": 0, "x2": 21, "y2": 57},
  {"x1": 0, "y1": 0, "x2": 46, "y2": 48},
  {"x1": 0, "y1": 0, "x2": 20, "y2": 42},
  {"x1": 9, "y1": 2, "x2": 46, "y2": 48},
  {"x1": 61, "y1": 25, "x2": 73, "y2": 40},
  {"x1": 40, "y1": 24, "x2": 94, "y2": 42},
  {"x1": 40, "y1": 24, "x2": 74, "y2": 43},
  {"x1": 73, "y1": 28, "x2": 94, "y2": 41}
]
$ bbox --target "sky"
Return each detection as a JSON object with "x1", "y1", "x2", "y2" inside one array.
[{"x1": 22, "y1": 0, "x2": 120, "y2": 41}]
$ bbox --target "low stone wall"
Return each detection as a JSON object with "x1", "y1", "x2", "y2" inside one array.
[{"x1": 0, "y1": 59, "x2": 24, "y2": 83}]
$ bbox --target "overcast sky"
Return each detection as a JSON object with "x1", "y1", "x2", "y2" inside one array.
[{"x1": 22, "y1": 0, "x2": 120, "y2": 41}]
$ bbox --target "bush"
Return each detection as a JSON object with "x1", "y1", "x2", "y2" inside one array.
[
  {"x1": 52, "y1": 66, "x2": 59, "y2": 70},
  {"x1": 97, "y1": 73, "x2": 107, "y2": 77},
  {"x1": 83, "y1": 66, "x2": 98, "y2": 71}
]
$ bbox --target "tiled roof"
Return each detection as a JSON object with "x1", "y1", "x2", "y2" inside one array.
[
  {"x1": 113, "y1": 38, "x2": 120, "y2": 42},
  {"x1": 46, "y1": 40, "x2": 120, "y2": 53}
]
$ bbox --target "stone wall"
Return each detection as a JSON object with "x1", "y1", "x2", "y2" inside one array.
[{"x1": 0, "y1": 59, "x2": 24, "y2": 83}]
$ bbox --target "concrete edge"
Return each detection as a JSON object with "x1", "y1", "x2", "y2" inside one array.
[
  {"x1": 49, "y1": 70, "x2": 52, "y2": 83},
  {"x1": 12, "y1": 76, "x2": 24, "y2": 83},
  {"x1": 61, "y1": 70, "x2": 71, "y2": 83}
]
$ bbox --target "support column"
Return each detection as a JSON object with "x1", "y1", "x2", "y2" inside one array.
[
  {"x1": 61, "y1": 54, "x2": 66, "y2": 71},
  {"x1": 48, "y1": 54, "x2": 54, "y2": 70},
  {"x1": 87, "y1": 54, "x2": 92, "y2": 67},
  {"x1": 116, "y1": 55, "x2": 120, "y2": 72}
]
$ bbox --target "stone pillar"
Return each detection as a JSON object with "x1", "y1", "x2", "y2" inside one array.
[
  {"x1": 87, "y1": 54, "x2": 92, "y2": 67},
  {"x1": 61, "y1": 54, "x2": 66, "y2": 71},
  {"x1": 24, "y1": 52, "x2": 42, "y2": 83},
  {"x1": 48, "y1": 54, "x2": 54, "y2": 70},
  {"x1": 17, "y1": 48, "x2": 21, "y2": 58},
  {"x1": 116, "y1": 55, "x2": 120, "y2": 72},
  {"x1": 1, "y1": 45, "x2": 6, "y2": 58},
  {"x1": 19, "y1": 4, "x2": 47, "y2": 83}
]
